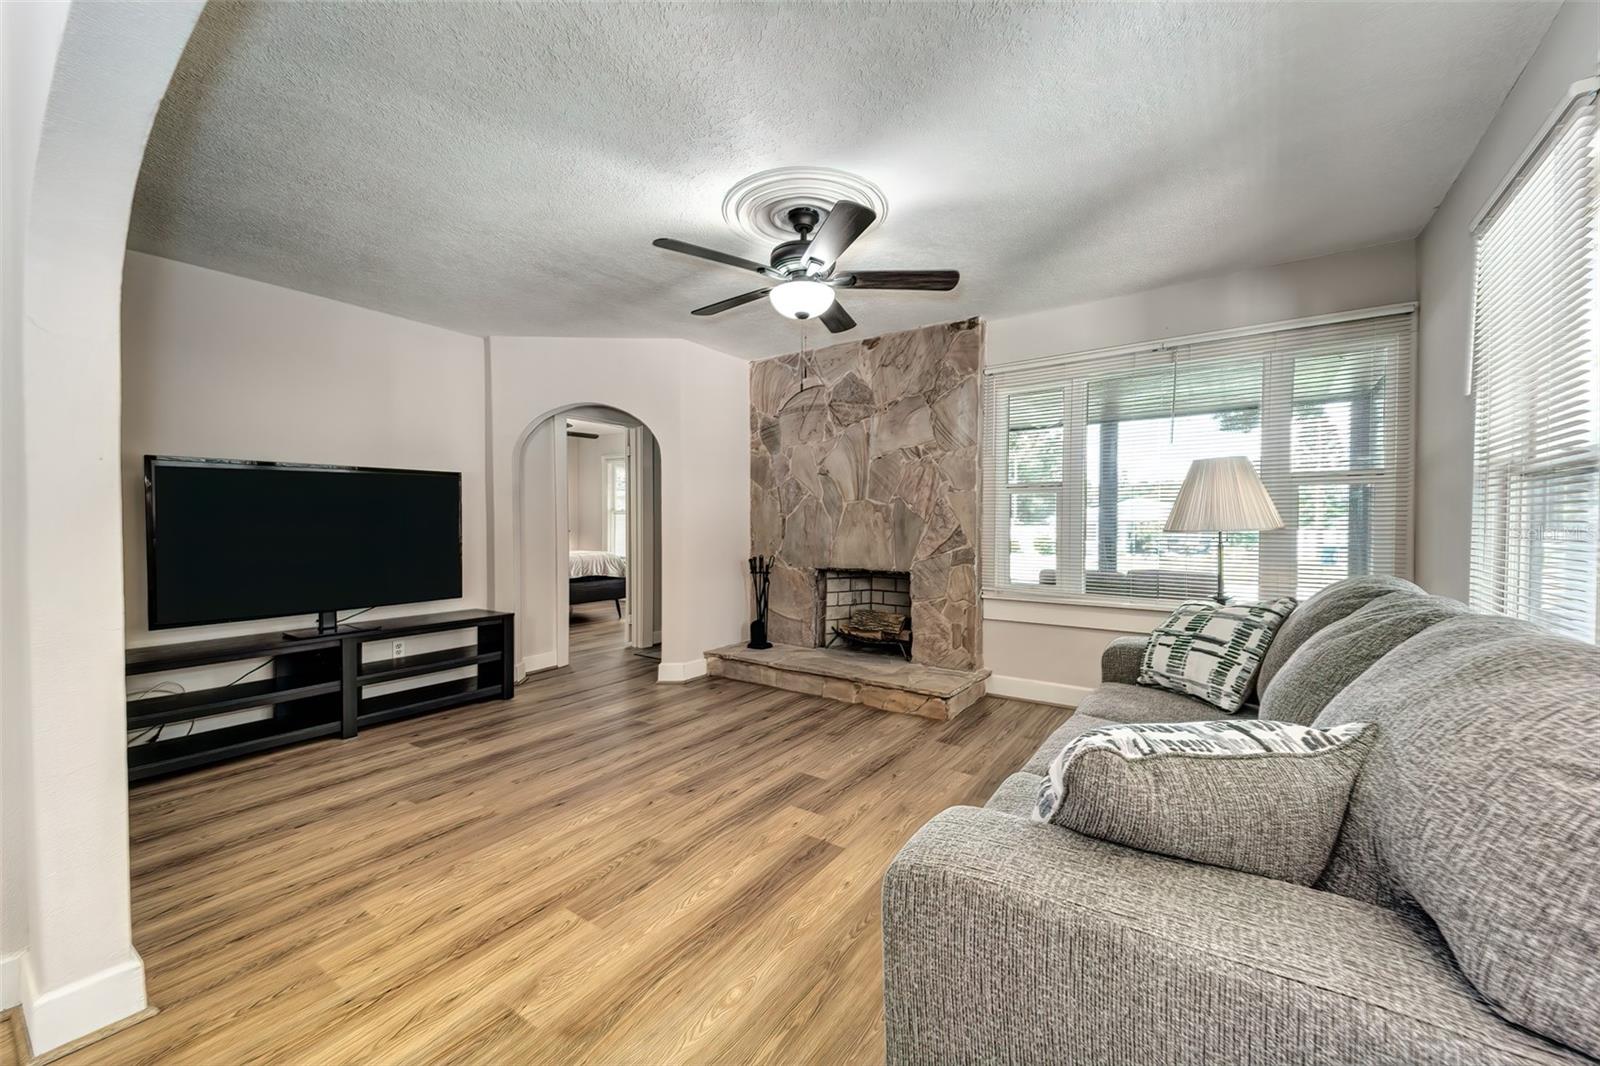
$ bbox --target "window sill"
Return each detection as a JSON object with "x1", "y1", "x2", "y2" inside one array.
[{"x1": 982, "y1": 591, "x2": 1172, "y2": 634}]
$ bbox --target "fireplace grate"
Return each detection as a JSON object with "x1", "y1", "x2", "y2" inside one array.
[{"x1": 828, "y1": 607, "x2": 912, "y2": 661}]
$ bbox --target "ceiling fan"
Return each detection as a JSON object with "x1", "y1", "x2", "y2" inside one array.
[{"x1": 652, "y1": 201, "x2": 958, "y2": 334}]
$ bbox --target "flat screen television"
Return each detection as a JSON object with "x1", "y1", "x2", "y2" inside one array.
[{"x1": 144, "y1": 456, "x2": 462, "y2": 632}]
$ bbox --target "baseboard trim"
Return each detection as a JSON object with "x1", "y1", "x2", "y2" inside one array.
[
  {"x1": 521, "y1": 651, "x2": 559, "y2": 675},
  {"x1": 20, "y1": 951, "x2": 147, "y2": 1059},
  {"x1": 657, "y1": 658, "x2": 707, "y2": 684},
  {"x1": 1, "y1": 951, "x2": 20, "y2": 1011},
  {"x1": 11, "y1": 1003, "x2": 156, "y2": 1066},
  {"x1": 985, "y1": 674, "x2": 1089, "y2": 708}
]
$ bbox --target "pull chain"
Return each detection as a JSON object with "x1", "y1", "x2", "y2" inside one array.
[{"x1": 1168, "y1": 346, "x2": 1179, "y2": 444}]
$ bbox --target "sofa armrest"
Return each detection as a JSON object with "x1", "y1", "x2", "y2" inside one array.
[
  {"x1": 883, "y1": 807, "x2": 1585, "y2": 1066},
  {"x1": 1100, "y1": 634, "x2": 1147, "y2": 684}
]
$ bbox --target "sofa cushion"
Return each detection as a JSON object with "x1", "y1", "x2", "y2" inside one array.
[
  {"x1": 1257, "y1": 574, "x2": 1422, "y2": 696},
  {"x1": 885, "y1": 808, "x2": 1594, "y2": 1066},
  {"x1": 1099, "y1": 634, "x2": 1147, "y2": 685},
  {"x1": 1022, "y1": 689, "x2": 1249, "y2": 777},
  {"x1": 1259, "y1": 592, "x2": 1469, "y2": 725},
  {"x1": 985, "y1": 771, "x2": 1046, "y2": 817},
  {"x1": 1021, "y1": 713, "x2": 1122, "y2": 776},
  {"x1": 1315, "y1": 613, "x2": 1600, "y2": 1059},
  {"x1": 1139, "y1": 598, "x2": 1297, "y2": 712},
  {"x1": 1075, "y1": 682, "x2": 1240, "y2": 725},
  {"x1": 1033, "y1": 719, "x2": 1377, "y2": 884}
]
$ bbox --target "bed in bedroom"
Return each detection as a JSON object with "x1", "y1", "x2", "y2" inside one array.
[{"x1": 569, "y1": 550, "x2": 627, "y2": 616}]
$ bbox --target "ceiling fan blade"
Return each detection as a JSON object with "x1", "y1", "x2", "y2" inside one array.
[
  {"x1": 819, "y1": 299, "x2": 856, "y2": 334},
  {"x1": 653, "y1": 238, "x2": 767, "y2": 274},
  {"x1": 691, "y1": 288, "x2": 770, "y2": 316},
  {"x1": 838, "y1": 270, "x2": 960, "y2": 291},
  {"x1": 802, "y1": 200, "x2": 876, "y2": 274}
]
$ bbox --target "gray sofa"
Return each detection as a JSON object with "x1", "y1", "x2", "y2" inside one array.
[{"x1": 884, "y1": 576, "x2": 1600, "y2": 1065}]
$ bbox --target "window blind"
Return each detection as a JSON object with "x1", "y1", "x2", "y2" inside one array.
[
  {"x1": 1469, "y1": 87, "x2": 1599, "y2": 642},
  {"x1": 982, "y1": 310, "x2": 1416, "y2": 604}
]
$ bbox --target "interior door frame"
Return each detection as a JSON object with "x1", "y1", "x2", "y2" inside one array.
[
  {"x1": 551, "y1": 420, "x2": 572, "y2": 669},
  {"x1": 627, "y1": 426, "x2": 657, "y2": 649}
]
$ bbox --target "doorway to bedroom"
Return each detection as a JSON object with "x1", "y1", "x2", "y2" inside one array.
[
  {"x1": 517, "y1": 404, "x2": 662, "y2": 674},
  {"x1": 565, "y1": 415, "x2": 658, "y2": 657}
]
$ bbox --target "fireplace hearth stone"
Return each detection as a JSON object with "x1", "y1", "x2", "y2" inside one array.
[{"x1": 703, "y1": 642, "x2": 989, "y2": 721}]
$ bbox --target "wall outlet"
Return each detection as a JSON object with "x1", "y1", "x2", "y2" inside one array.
[{"x1": 391, "y1": 640, "x2": 405, "y2": 660}]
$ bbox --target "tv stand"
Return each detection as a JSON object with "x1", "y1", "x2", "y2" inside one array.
[
  {"x1": 283, "y1": 610, "x2": 374, "y2": 640},
  {"x1": 125, "y1": 609, "x2": 513, "y2": 782}
]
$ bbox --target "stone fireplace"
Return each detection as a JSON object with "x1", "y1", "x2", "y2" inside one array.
[{"x1": 748, "y1": 317, "x2": 983, "y2": 671}]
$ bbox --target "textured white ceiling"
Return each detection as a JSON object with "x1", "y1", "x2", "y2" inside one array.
[{"x1": 130, "y1": 1, "x2": 1558, "y2": 359}]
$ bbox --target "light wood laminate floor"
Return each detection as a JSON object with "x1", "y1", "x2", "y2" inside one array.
[{"x1": 51, "y1": 618, "x2": 1068, "y2": 1065}]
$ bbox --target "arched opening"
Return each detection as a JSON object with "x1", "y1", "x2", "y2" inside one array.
[
  {"x1": 512, "y1": 404, "x2": 663, "y2": 676},
  {"x1": 3, "y1": 1, "x2": 202, "y2": 1055}
]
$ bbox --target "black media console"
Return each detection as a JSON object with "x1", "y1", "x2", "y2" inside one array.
[{"x1": 125, "y1": 609, "x2": 514, "y2": 782}]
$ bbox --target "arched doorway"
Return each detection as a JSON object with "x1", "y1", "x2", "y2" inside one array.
[{"x1": 511, "y1": 404, "x2": 662, "y2": 677}]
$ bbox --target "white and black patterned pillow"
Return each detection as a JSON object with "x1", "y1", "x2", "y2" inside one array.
[
  {"x1": 1033, "y1": 718, "x2": 1376, "y2": 884},
  {"x1": 1140, "y1": 597, "x2": 1296, "y2": 712}
]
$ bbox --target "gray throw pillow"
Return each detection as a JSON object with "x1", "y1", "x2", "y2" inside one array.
[
  {"x1": 1033, "y1": 718, "x2": 1377, "y2": 885},
  {"x1": 1260, "y1": 592, "x2": 1469, "y2": 726},
  {"x1": 1139, "y1": 597, "x2": 1296, "y2": 713}
]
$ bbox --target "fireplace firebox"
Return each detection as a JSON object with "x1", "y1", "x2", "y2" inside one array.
[{"x1": 815, "y1": 569, "x2": 912, "y2": 659}]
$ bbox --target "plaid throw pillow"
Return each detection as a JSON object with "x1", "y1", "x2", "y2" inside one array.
[{"x1": 1140, "y1": 597, "x2": 1296, "y2": 712}]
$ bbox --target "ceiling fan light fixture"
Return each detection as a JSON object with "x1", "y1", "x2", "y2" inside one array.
[{"x1": 768, "y1": 278, "x2": 835, "y2": 320}]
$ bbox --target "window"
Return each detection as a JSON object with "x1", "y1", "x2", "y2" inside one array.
[
  {"x1": 1469, "y1": 85, "x2": 1599, "y2": 642},
  {"x1": 983, "y1": 311, "x2": 1415, "y2": 604},
  {"x1": 604, "y1": 455, "x2": 628, "y2": 557}
]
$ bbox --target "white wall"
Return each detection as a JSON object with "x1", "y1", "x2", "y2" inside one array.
[
  {"x1": 0, "y1": 0, "x2": 72, "y2": 1016},
  {"x1": 120, "y1": 253, "x2": 490, "y2": 645},
  {"x1": 488, "y1": 337, "x2": 749, "y2": 681},
  {"x1": 2, "y1": 1, "x2": 202, "y2": 1054},
  {"x1": 1416, "y1": 1, "x2": 1600, "y2": 601},
  {"x1": 982, "y1": 241, "x2": 1419, "y2": 704},
  {"x1": 567, "y1": 428, "x2": 627, "y2": 551}
]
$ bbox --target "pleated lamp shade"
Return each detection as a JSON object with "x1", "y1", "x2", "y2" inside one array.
[{"x1": 1165, "y1": 456, "x2": 1284, "y2": 533}]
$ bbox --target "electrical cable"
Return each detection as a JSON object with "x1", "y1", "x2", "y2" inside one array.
[
  {"x1": 128, "y1": 654, "x2": 277, "y2": 748},
  {"x1": 129, "y1": 609, "x2": 381, "y2": 748}
]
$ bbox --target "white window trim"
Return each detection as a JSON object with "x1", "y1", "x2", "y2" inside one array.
[
  {"x1": 981, "y1": 593, "x2": 1171, "y2": 635},
  {"x1": 603, "y1": 453, "x2": 627, "y2": 556},
  {"x1": 984, "y1": 303, "x2": 1417, "y2": 606}
]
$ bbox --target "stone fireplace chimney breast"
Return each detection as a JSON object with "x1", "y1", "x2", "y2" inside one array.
[{"x1": 750, "y1": 318, "x2": 983, "y2": 672}]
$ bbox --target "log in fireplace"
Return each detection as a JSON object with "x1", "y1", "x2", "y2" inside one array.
[{"x1": 816, "y1": 569, "x2": 913, "y2": 660}]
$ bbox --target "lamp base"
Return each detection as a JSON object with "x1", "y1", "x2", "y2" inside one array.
[{"x1": 1215, "y1": 531, "x2": 1226, "y2": 604}]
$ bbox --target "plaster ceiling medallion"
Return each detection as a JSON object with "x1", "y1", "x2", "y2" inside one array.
[{"x1": 721, "y1": 166, "x2": 889, "y2": 246}]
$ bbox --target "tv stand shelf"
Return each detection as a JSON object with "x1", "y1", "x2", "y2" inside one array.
[
  {"x1": 126, "y1": 610, "x2": 513, "y2": 782},
  {"x1": 357, "y1": 646, "x2": 502, "y2": 684},
  {"x1": 128, "y1": 675, "x2": 344, "y2": 731}
]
